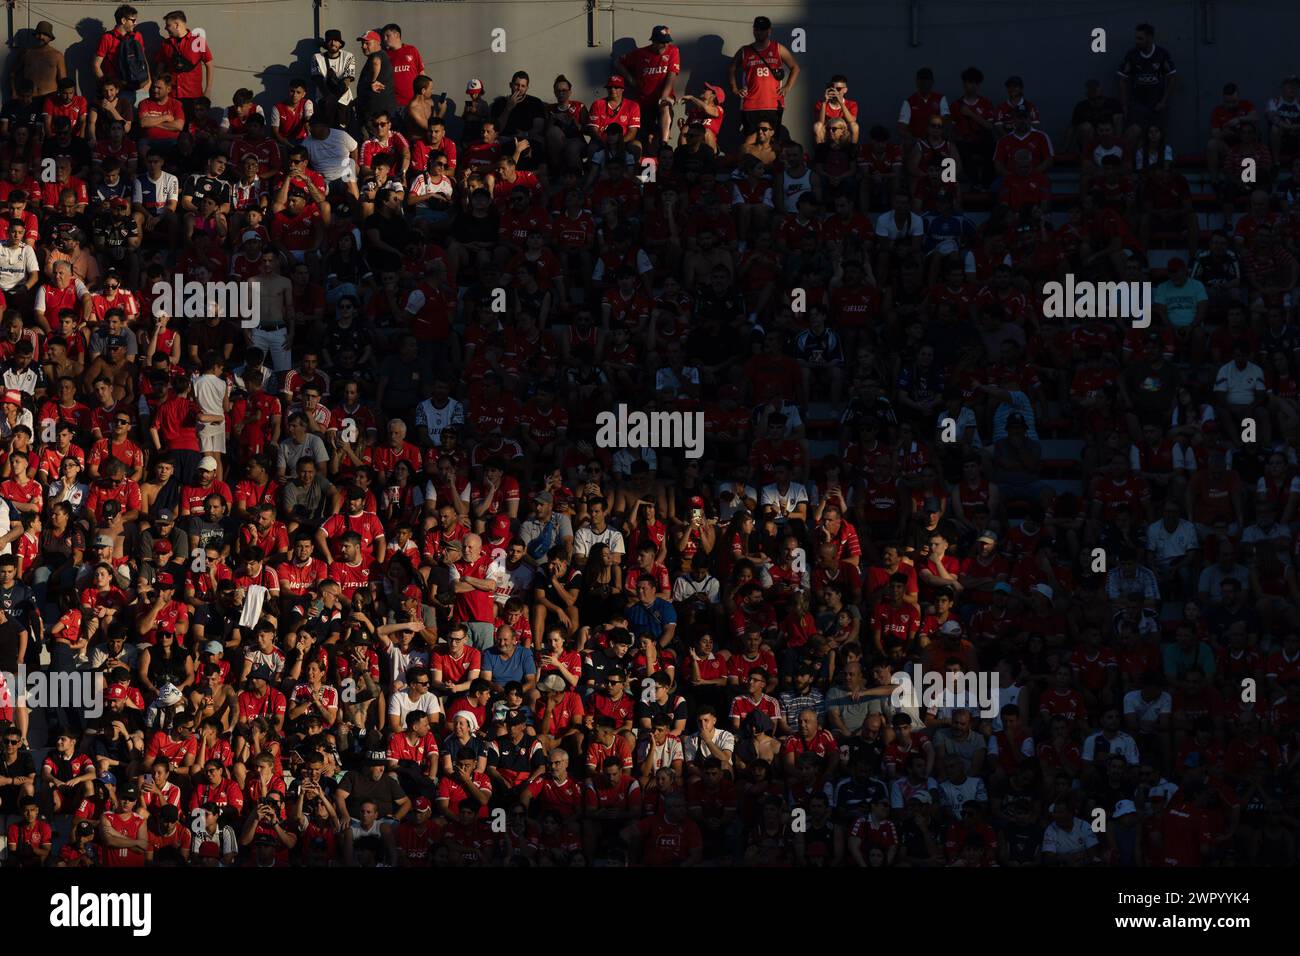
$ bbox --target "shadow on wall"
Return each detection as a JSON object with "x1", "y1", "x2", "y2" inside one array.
[
  {"x1": 249, "y1": 38, "x2": 322, "y2": 114},
  {"x1": 66, "y1": 19, "x2": 105, "y2": 95}
]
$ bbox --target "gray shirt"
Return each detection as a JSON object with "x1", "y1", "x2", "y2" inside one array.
[
  {"x1": 281, "y1": 475, "x2": 336, "y2": 523},
  {"x1": 275, "y1": 434, "x2": 330, "y2": 476}
]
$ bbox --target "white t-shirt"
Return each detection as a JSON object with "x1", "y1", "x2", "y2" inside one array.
[
  {"x1": 388, "y1": 689, "x2": 444, "y2": 722},
  {"x1": 1214, "y1": 359, "x2": 1266, "y2": 406},
  {"x1": 875, "y1": 209, "x2": 925, "y2": 241},
  {"x1": 193, "y1": 372, "x2": 228, "y2": 422},
  {"x1": 760, "y1": 481, "x2": 809, "y2": 520},
  {"x1": 1122, "y1": 689, "x2": 1172, "y2": 731},
  {"x1": 1081, "y1": 730, "x2": 1141, "y2": 765},
  {"x1": 1145, "y1": 518, "x2": 1199, "y2": 564},
  {"x1": 304, "y1": 128, "x2": 359, "y2": 181},
  {"x1": 573, "y1": 524, "x2": 625, "y2": 559},
  {"x1": 0, "y1": 243, "x2": 38, "y2": 291},
  {"x1": 1043, "y1": 818, "x2": 1098, "y2": 856}
]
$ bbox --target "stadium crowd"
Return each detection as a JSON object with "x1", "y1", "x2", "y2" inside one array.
[{"x1": 0, "y1": 7, "x2": 1295, "y2": 868}]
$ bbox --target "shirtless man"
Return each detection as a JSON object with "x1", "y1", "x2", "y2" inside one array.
[
  {"x1": 404, "y1": 76, "x2": 445, "y2": 137},
  {"x1": 735, "y1": 120, "x2": 779, "y2": 168},
  {"x1": 250, "y1": 251, "x2": 295, "y2": 374},
  {"x1": 82, "y1": 339, "x2": 135, "y2": 402}
]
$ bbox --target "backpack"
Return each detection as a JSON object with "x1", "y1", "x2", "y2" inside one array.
[
  {"x1": 117, "y1": 32, "x2": 150, "y2": 88},
  {"x1": 164, "y1": 37, "x2": 199, "y2": 74}
]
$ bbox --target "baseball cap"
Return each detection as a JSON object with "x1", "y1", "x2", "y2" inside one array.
[
  {"x1": 155, "y1": 508, "x2": 175, "y2": 523},
  {"x1": 993, "y1": 582, "x2": 1014, "y2": 594},
  {"x1": 753, "y1": 15, "x2": 772, "y2": 29},
  {"x1": 1114, "y1": 799, "x2": 1137, "y2": 818},
  {"x1": 120, "y1": 784, "x2": 139, "y2": 800},
  {"x1": 249, "y1": 664, "x2": 273, "y2": 681},
  {"x1": 443, "y1": 537, "x2": 463, "y2": 553},
  {"x1": 413, "y1": 796, "x2": 432, "y2": 812},
  {"x1": 403, "y1": 585, "x2": 423, "y2": 601},
  {"x1": 689, "y1": 495, "x2": 705, "y2": 508},
  {"x1": 606, "y1": 74, "x2": 626, "y2": 89},
  {"x1": 356, "y1": 30, "x2": 381, "y2": 44},
  {"x1": 923, "y1": 496, "x2": 942, "y2": 513},
  {"x1": 106, "y1": 684, "x2": 127, "y2": 702},
  {"x1": 703, "y1": 82, "x2": 726, "y2": 105},
  {"x1": 533, "y1": 491, "x2": 553, "y2": 504},
  {"x1": 490, "y1": 514, "x2": 511, "y2": 539},
  {"x1": 105, "y1": 334, "x2": 127, "y2": 351},
  {"x1": 1167, "y1": 256, "x2": 1187, "y2": 272},
  {"x1": 939, "y1": 620, "x2": 963, "y2": 637},
  {"x1": 1032, "y1": 582, "x2": 1054, "y2": 600},
  {"x1": 203, "y1": 640, "x2": 223, "y2": 655},
  {"x1": 364, "y1": 750, "x2": 389, "y2": 766},
  {"x1": 539, "y1": 674, "x2": 566, "y2": 693},
  {"x1": 155, "y1": 572, "x2": 175, "y2": 589},
  {"x1": 977, "y1": 530, "x2": 998, "y2": 545},
  {"x1": 1, "y1": 389, "x2": 21, "y2": 406},
  {"x1": 93, "y1": 534, "x2": 114, "y2": 548},
  {"x1": 197, "y1": 456, "x2": 218, "y2": 472},
  {"x1": 241, "y1": 229, "x2": 262, "y2": 243},
  {"x1": 466, "y1": 78, "x2": 484, "y2": 93},
  {"x1": 650, "y1": 25, "x2": 672, "y2": 43}
]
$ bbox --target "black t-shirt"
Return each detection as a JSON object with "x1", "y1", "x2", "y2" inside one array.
[
  {"x1": 451, "y1": 209, "x2": 500, "y2": 246},
  {"x1": 181, "y1": 173, "x2": 233, "y2": 208},
  {"x1": 583, "y1": 647, "x2": 630, "y2": 687},
  {"x1": 1117, "y1": 45, "x2": 1176, "y2": 107},
  {"x1": 1070, "y1": 95, "x2": 1123, "y2": 128},
  {"x1": 42, "y1": 135, "x2": 92, "y2": 175},
  {"x1": 490, "y1": 94, "x2": 546, "y2": 138},
  {"x1": 0, "y1": 750, "x2": 36, "y2": 784},
  {"x1": 357, "y1": 53, "x2": 397, "y2": 119},
  {"x1": 363, "y1": 211, "x2": 411, "y2": 270},
  {"x1": 338, "y1": 768, "x2": 407, "y2": 817},
  {"x1": 1, "y1": 99, "x2": 42, "y2": 132},
  {"x1": 324, "y1": 319, "x2": 374, "y2": 362}
]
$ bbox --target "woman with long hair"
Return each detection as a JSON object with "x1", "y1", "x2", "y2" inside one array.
[{"x1": 577, "y1": 541, "x2": 622, "y2": 636}]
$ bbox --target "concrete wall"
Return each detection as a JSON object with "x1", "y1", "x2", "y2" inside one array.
[{"x1": 5, "y1": 0, "x2": 1298, "y2": 150}]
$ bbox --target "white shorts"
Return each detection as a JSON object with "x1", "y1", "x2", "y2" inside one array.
[{"x1": 199, "y1": 421, "x2": 227, "y2": 453}]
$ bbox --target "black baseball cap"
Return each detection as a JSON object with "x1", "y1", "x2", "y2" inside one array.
[{"x1": 753, "y1": 15, "x2": 772, "y2": 29}]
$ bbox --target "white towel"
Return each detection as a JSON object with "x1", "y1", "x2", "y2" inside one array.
[{"x1": 240, "y1": 584, "x2": 269, "y2": 628}]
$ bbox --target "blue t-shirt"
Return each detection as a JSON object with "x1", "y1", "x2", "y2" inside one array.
[
  {"x1": 627, "y1": 598, "x2": 678, "y2": 641},
  {"x1": 481, "y1": 646, "x2": 536, "y2": 685}
]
